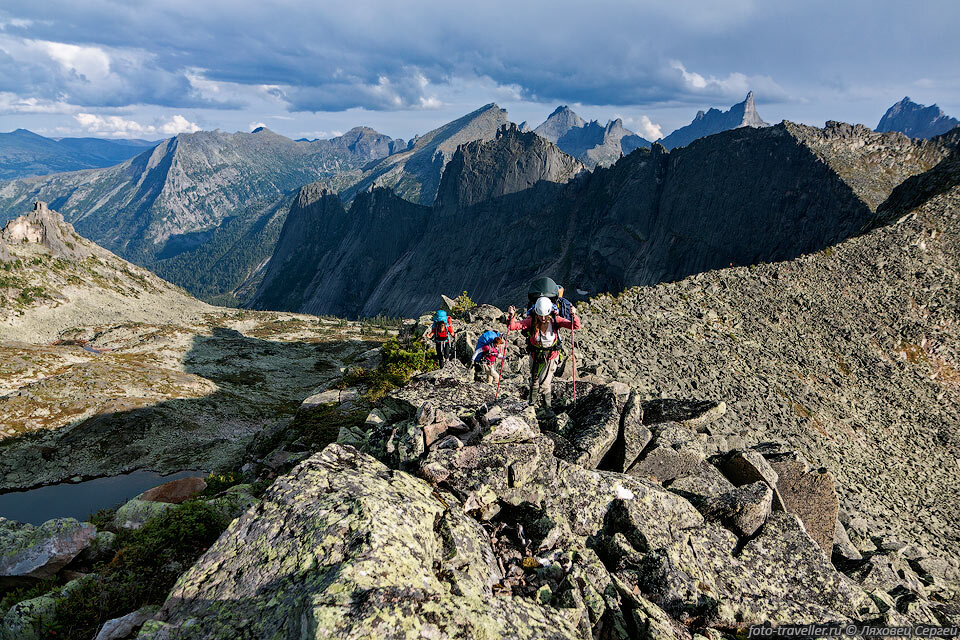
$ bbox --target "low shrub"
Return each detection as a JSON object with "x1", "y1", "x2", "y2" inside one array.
[{"x1": 52, "y1": 500, "x2": 230, "y2": 639}]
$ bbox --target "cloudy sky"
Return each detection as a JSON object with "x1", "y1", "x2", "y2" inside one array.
[{"x1": 0, "y1": 0, "x2": 957, "y2": 142}]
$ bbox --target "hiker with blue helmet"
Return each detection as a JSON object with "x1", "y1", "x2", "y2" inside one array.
[
  {"x1": 472, "y1": 331, "x2": 504, "y2": 384},
  {"x1": 507, "y1": 294, "x2": 580, "y2": 407},
  {"x1": 426, "y1": 309, "x2": 455, "y2": 366}
]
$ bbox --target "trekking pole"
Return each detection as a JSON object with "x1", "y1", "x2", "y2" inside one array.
[
  {"x1": 571, "y1": 329, "x2": 577, "y2": 401},
  {"x1": 495, "y1": 327, "x2": 510, "y2": 400}
]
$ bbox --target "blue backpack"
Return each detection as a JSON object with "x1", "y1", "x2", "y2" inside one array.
[{"x1": 473, "y1": 330, "x2": 501, "y2": 363}]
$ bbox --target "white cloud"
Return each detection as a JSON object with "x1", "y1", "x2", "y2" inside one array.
[
  {"x1": 74, "y1": 113, "x2": 200, "y2": 138},
  {"x1": 667, "y1": 60, "x2": 787, "y2": 102},
  {"x1": 249, "y1": 121, "x2": 267, "y2": 130},
  {"x1": 636, "y1": 116, "x2": 663, "y2": 140}
]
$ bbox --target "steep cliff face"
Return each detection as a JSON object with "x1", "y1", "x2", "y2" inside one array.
[
  {"x1": 341, "y1": 103, "x2": 510, "y2": 205},
  {"x1": 659, "y1": 91, "x2": 769, "y2": 150},
  {"x1": 253, "y1": 120, "x2": 953, "y2": 319},
  {"x1": 876, "y1": 96, "x2": 959, "y2": 139},
  {"x1": 251, "y1": 185, "x2": 431, "y2": 317},
  {"x1": 0, "y1": 127, "x2": 399, "y2": 303}
]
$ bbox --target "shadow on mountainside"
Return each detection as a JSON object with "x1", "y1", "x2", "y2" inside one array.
[{"x1": 0, "y1": 327, "x2": 379, "y2": 491}]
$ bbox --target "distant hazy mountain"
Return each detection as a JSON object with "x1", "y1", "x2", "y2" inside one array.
[
  {"x1": 340, "y1": 103, "x2": 510, "y2": 205},
  {"x1": 534, "y1": 106, "x2": 651, "y2": 168},
  {"x1": 0, "y1": 126, "x2": 400, "y2": 305},
  {"x1": 659, "y1": 91, "x2": 769, "y2": 150},
  {"x1": 0, "y1": 129, "x2": 157, "y2": 180},
  {"x1": 251, "y1": 121, "x2": 954, "y2": 318},
  {"x1": 876, "y1": 97, "x2": 959, "y2": 139}
]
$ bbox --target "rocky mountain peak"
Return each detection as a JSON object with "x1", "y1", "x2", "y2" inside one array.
[
  {"x1": 659, "y1": 92, "x2": 769, "y2": 149},
  {"x1": 0, "y1": 201, "x2": 89, "y2": 261},
  {"x1": 534, "y1": 106, "x2": 588, "y2": 144},
  {"x1": 434, "y1": 123, "x2": 584, "y2": 214},
  {"x1": 875, "y1": 96, "x2": 959, "y2": 139}
]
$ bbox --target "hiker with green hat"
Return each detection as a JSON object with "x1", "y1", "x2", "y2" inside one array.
[
  {"x1": 426, "y1": 309, "x2": 455, "y2": 366},
  {"x1": 506, "y1": 295, "x2": 580, "y2": 407}
]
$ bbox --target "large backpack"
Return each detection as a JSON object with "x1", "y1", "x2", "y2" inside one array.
[{"x1": 472, "y1": 330, "x2": 501, "y2": 363}]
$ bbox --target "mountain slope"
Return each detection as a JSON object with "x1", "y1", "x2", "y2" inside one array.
[
  {"x1": 534, "y1": 106, "x2": 651, "y2": 168},
  {"x1": 0, "y1": 129, "x2": 156, "y2": 180},
  {"x1": 253, "y1": 120, "x2": 952, "y2": 318},
  {"x1": 0, "y1": 200, "x2": 381, "y2": 490},
  {"x1": 659, "y1": 91, "x2": 769, "y2": 150},
  {"x1": 0, "y1": 127, "x2": 399, "y2": 304},
  {"x1": 876, "y1": 96, "x2": 960, "y2": 139},
  {"x1": 574, "y1": 142, "x2": 960, "y2": 563},
  {"x1": 0, "y1": 201, "x2": 208, "y2": 342},
  {"x1": 340, "y1": 103, "x2": 510, "y2": 205}
]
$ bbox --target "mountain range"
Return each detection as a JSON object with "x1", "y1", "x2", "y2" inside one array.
[
  {"x1": 876, "y1": 96, "x2": 960, "y2": 139},
  {"x1": 0, "y1": 126, "x2": 402, "y2": 305},
  {"x1": 251, "y1": 120, "x2": 954, "y2": 318},
  {"x1": 0, "y1": 93, "x2": 955, "y2": 310},
  {"x1": 533, "y1": 106, "x2": 650, "y2": 168},
  {"x1": 0, "y1": 129, "x2": 157, "y2": 180}
]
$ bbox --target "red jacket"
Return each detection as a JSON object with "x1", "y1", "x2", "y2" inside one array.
[
  {"x1": 479, "y1": 343, "x2": 500, "y2": 365},
  {"x1": 506, "y1": 313, "x2": 581, "y2": 361}
]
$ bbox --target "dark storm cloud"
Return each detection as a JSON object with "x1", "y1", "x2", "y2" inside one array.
[{"x1": 0, "y1": 0, "x2": 958, "y2": 113}]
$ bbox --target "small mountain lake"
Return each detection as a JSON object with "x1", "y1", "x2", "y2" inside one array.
[{"x1": 0, "y1": 470, "x2": 205, "y2": 525}]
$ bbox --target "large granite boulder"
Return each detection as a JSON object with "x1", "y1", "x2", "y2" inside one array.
[
  {"x1": 0, "y1": 517, "x2": 96, "y2": 585},
  {"x1": 138, "y1": 445, "x2": 581, "y2": 639}
]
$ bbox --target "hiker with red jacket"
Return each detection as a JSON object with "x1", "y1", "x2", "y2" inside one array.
[
  {"x1": 506, "y1": 296, "x2": 581, "y2": 407},
  {"x1": 425, "y1": 310, "x2": 455, "y2": 366},
  {"x1": 473, "y1": 334, "x2": 504, "y2": 384}
]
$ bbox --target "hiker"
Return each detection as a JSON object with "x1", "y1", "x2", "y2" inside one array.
[
  {"x1": 507, "y1": 296, "x2": 580, "y2": 407},
  {"x1": 472, "y1": 331, "x2": 503, "y2": 384},
  {"x1": 426, "y1": 310, "x2": 455, "y2": 366}
]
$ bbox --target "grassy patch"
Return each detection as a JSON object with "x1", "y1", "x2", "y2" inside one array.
[{"x1": 52, "y1": 501, "x2": 230, "y2": 640}]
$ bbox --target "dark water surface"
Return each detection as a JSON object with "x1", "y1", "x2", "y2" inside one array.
[{"x1": 0, "y1": 470, "x2": 204, "y2": 525}]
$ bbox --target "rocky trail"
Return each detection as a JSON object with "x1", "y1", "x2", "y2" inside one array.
[{"x1": 135, "y1": 333, "x2": 960, "y2": 638}]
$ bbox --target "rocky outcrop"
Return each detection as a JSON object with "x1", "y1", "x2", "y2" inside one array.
[
  {"x1": 341, "y1": 103, "x2": 511, "y2": 205},
  {"x1": 659, "y1": 91, "x2": 768, "y2": 150},
  {"x1": 534, "y1": 106, "x2": 651, "y2": 168},
  {"x1": 0, "y1": 201, "x2": 90, "y2": 260},
  {"x1": 0, "y1": 126, "x2": 400, "y2": 304},
  {"x1": 139, "y1": 444, "x2": 581, "y2": 639},
  {"x1": 142, "y1": 343, "x2": 958, "y2": 635},
  {"x1": 0, "y1": 517, "x2": 96, "y2": 585},
  {"x1": 253, "y1": 119, "x2": 952, "y2": 318},
  {"x1": 876, "y1": 97, "x2": 960, "y2": 139},
  {"x1": 434, "y1": 124, "x2": 585, "y2": 214}
]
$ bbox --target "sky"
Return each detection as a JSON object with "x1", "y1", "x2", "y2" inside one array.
[{"x1": 0, "y1": 0, "x2": 957, "y2": 142}]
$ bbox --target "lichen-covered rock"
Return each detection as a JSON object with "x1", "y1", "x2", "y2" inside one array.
[
  {"x1": 138, "y1": 445, "x2": 581, "y2": 639},
  {"x1": 114, "y1": 497, "x2": 175, "y2": 530},
  {"x1": 559, "y1": 385, "x2": 623, "y2": 468},
  {"x1": 1, "y1": 573, "x2": 97, "y2": 640},
  {"x1": 699, "y1": 481, "x2": 772, "y2": 537},
  {"x1": 0, "y1": 517, "x2": 96, "y2": 585}
]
